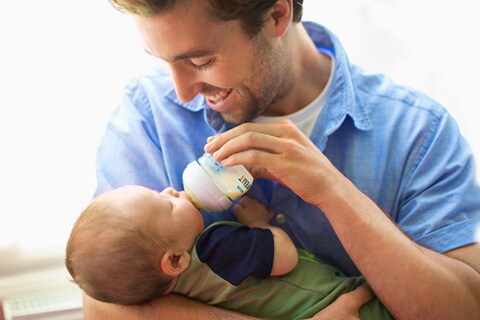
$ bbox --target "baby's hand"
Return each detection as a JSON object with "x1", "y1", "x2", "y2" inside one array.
[{"x1": 233, "y1": 196, "x2": 274, "y2": 227}]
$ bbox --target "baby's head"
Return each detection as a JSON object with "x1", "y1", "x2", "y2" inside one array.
[{"x1": 66, "y1": 185, "x2": 204, "y2": 305}]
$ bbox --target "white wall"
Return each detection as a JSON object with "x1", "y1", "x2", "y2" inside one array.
[
  {"x1": 0, "y1": 1, "x2": 479, "y2": 271},
  {"x1": 0, "y1": 1, "x2": 158, "y2": 269}
]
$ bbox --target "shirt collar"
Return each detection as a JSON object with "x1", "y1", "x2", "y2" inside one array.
[
  {"x1": 304, "y1": 21, "x2": 372, "y2": 133},
  {"x1": 164, "y1": 21, "x2": 372, "y2": 135},
  {"x1": 165, "y1": 89, "x2": 233, "y2": 132},
  {"x1": 165, "y1": 88, "x2": 206, "y2": 112}
]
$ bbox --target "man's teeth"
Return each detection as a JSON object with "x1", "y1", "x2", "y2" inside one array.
[{"x1": 207, "y1": 90, "x2": 230, "y2": 103}]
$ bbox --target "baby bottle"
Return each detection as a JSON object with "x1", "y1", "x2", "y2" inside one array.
[{"x1": 182, "y1": 153, "x2": 254, "y2": 212}]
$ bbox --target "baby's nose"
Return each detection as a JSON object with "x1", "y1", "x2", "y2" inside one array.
[{"x1": 164, "y1": 187, "x2": 180, "y2": 196}]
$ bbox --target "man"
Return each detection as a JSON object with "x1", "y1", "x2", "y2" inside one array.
[{"x1": 86, "y1": 0, "x2": 480, "y2": 318}]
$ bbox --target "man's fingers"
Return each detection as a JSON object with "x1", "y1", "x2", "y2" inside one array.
[
  {"x1": 347, "y1": 283, "x2": 375, "y2": 306},
  {"x1": 204, "y1": 120, "x2": 293, "y2": 154},
  {"x1": 309, "y1": 283, "x2": 375, "y2": 320},
  {"x1": 212, "y1": 133, "x2": 285, "y2": 164}
]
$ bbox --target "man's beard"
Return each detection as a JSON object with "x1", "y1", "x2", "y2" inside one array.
[
  {"x1": 219, "y1": 86, "x2": 272, "y2": 124},
  {"x1": 220, "y1": 36, "x2": 292, "y2": 125}
]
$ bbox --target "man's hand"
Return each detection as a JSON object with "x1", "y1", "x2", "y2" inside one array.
[
  {"x1": 83, "y1": 292, "x2": 260, "y2": 320},
  {"x1": 233, "y1": 196, "x2": 273, "y2": 227},
  {"x1": 205, "y1": 119, "x2": 343, "y2": 207},
  {"x1": 310, "y1": 283, "x2": 374, "y2": 320}
]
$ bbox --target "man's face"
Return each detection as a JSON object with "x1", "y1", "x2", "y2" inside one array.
[{"x1": 136, "y1": 1, "x2": 293, "y2": 124}]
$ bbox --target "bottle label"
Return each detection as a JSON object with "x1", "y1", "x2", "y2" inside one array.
[
  {"x1": 202, "y1": 153, "x2": 226, "y2": 173},
  {"x1": 198, "y1": 153, "x2": 253, "y2": 199}
]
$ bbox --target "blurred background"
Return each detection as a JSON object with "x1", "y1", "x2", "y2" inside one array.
[{"x1": 0, "y1": 0, "x2": 479, "y2": 313}]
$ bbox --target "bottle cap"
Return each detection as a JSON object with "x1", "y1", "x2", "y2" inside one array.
[{"x1": 183, "y1": 160, "x2": 234, "y2": 212}]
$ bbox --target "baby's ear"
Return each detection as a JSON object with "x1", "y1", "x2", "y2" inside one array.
[{"x1": 160, "y1": 250, "x2": 190, "y2": 276}]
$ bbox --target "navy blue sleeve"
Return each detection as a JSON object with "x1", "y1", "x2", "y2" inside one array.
[{"x1": 195, "y1": 224, "x2": 274, "y2": 286}]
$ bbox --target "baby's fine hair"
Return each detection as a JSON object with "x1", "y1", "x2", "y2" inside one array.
[{"x1": 66, "y1": 195, "x2": 173, "y2": 305}]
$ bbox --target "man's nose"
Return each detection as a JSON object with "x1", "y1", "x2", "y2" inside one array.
[{"x1": 169, "y1": 65, "x2": 203, "y2": 103}]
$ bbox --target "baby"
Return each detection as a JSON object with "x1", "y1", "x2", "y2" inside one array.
[{"x1": 66, "y1": 185, "x2": 392, "y2": 319}]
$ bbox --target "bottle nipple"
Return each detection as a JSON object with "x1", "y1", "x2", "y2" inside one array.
[{"x1": 184, "y1": 188, "x2": 208, "y2": 211}]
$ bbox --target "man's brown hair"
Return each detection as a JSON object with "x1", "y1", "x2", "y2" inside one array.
[{"x1": 108, "y1": 0, "x2": 304, "y2": 36}]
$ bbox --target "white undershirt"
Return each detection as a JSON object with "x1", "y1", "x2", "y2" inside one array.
[{"x1": 253, "y1": 52, "x2": 335, "y2": 137}]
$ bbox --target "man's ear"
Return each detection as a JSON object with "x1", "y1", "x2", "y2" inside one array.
[
  {"x1": 159, "y1": 250, "x2": 191, "y2": 276},
  {"x1": 267, "y1": 0, "x2": 293, "y2": 37}
]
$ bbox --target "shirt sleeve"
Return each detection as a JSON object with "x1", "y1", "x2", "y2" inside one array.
[
  {"x1": 195, "y1": 224, "x2": 274, "y2": 286},
  {"x1": 95, "y1": 80, "x2": 170, "y2": 195},
  {"x1": 398, "y1": 110, "x2": 480, "y2": 252}
]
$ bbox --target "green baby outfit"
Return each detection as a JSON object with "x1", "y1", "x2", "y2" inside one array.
[{"x1": 174, "y1": 222, "x2": 393, "y2": 319}]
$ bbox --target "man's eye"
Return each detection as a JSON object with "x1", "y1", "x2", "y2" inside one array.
[{"x1": 189, "y1": 58, "x2": 214, "y2": 71}]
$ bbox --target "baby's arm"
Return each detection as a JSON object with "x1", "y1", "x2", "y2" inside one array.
[{"x1": 233, "y1": 197, "x2": 298, "y2": 276}]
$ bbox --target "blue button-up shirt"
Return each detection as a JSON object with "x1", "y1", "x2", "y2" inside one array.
[{"x1": 95, "y1": 22, "x2": 480, "y2": 276}]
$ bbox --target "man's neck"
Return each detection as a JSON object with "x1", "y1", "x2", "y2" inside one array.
[{"x1": 262, "y1": 24, "x2": 332, "y2": 117}]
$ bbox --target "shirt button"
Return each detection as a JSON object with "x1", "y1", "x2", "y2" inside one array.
[{"x1": 275, "y1": 214, "x2": 286, "y2": 224}]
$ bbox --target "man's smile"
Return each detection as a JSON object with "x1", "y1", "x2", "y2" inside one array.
[{"x1": 204, "y1": 88, "x2": 232, "y2": 103}]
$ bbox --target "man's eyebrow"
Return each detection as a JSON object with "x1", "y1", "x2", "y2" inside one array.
[{"x1": 143, "y1": 47, "x2": 214, "y2": 62}]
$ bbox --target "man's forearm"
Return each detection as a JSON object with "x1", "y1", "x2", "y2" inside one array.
[
  {"x1": 83, "y1": 292, "x2": 260, "y2": 320},
  {"x1": 321, "y1": 175, "x2": 480, "y2": 320}
]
